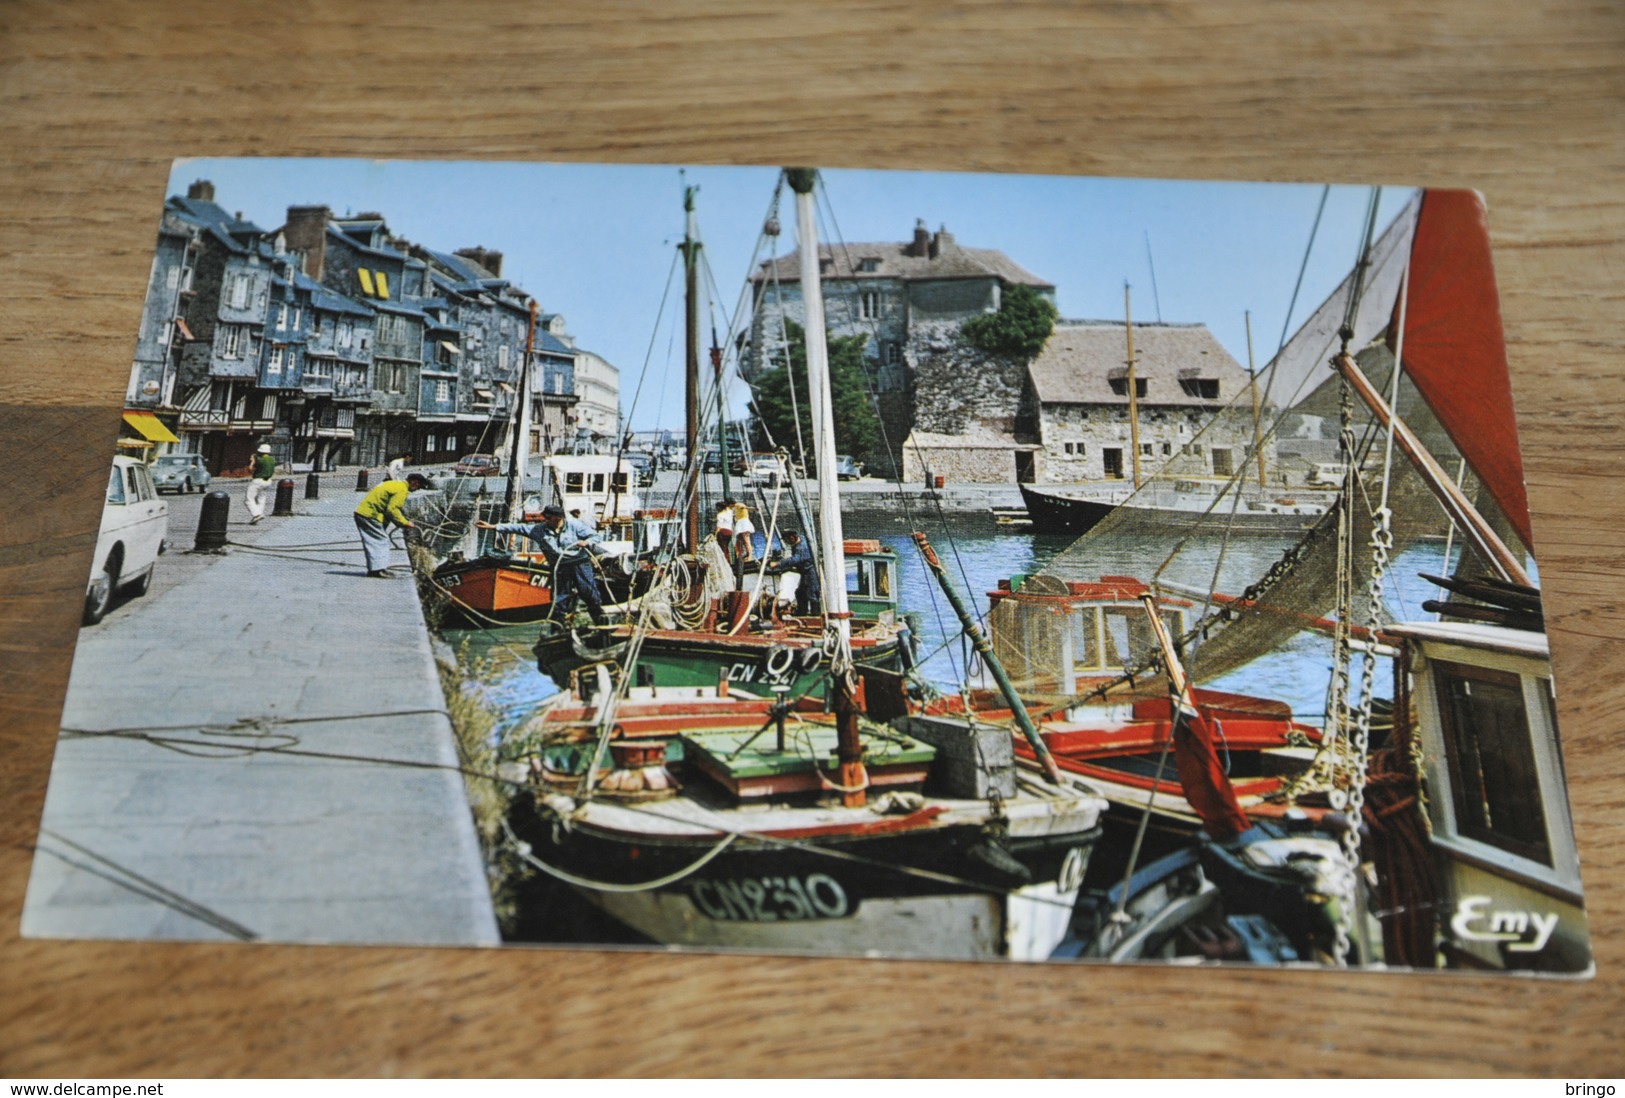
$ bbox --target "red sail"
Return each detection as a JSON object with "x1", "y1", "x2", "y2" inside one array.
[{"x1": 1388, "y1": 190, "x2": 1534, "y2": 549}]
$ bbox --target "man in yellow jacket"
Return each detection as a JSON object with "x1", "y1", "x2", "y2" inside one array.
[{"x1": 354, "y1": 472, "x2": 430, "y2": 577}]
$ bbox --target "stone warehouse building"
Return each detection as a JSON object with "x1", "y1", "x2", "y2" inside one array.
[
  {"x1": 900, "y1": 320, "x2": 1273, "y2": 486},
  {"x1": 744, "y1": 220, "x2": 1055, "y2": 471},
  {"x1": 121, "y1": 181, "x2": 618, "y2": 476}
]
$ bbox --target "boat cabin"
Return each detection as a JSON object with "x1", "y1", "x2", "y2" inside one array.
[
  {"x1": 542, "y1": 453, "x2": 642, "y2": 527},
  {"x1": 1387, "y1": 620, "x2": 1590, "y2": 973},
  {"x1": 842, "y1": 539, "x2": 899, "y2": 624},
  {"x1": 987, "y1": 574, "x2": 1188, "y2": 694}
]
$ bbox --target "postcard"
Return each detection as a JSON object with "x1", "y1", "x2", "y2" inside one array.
[{"x1": 19, "y1": 158, "x2": 1591, "y2": 975}]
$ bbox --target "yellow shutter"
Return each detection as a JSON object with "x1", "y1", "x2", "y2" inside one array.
[
  {"x1": 357, "y1": 268, "x2": 375, "y2": 296},
  {"x1": 375, "y1": 271, "x2": 390, "y2": 299}
]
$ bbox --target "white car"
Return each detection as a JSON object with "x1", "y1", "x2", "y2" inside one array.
[
  {"x1": 747, "y1": 455, "x2": 789, "y2": 486},
  {"x1": 84, "y1": 456, "x2": 169, "y2": 625}
]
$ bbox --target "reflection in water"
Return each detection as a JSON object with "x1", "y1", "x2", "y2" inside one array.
[{"x1": 441, "y1": 525, "x2": 1463, "y2": 731}]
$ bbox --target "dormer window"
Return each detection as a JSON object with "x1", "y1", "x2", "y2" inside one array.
[
  {"x1": 858, "y1": 257, "x2": 880, "y2": 273},
  {"x1": 1108, "y1": 377, "x2": 1147, "y2": 398},
  {"x1": 1179, "y1": 378, "x2": 1220, "y2": 399}
]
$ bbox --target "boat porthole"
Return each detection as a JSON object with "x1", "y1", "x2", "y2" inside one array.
[{"x1": 764, "y1": 644, "x2": 795, "y2": 678}]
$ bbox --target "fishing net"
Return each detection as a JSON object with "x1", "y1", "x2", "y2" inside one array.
[{"x1": 1033, "y1": 340, "x2": 1526, "y2": 692}]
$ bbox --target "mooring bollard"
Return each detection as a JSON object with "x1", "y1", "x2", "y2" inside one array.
[
  {"x1": 305, "y1": 471, "x2": 320, "y2": 500},
  {"x1": 195, "y1": 490, "x2": 231, "y2": 551},
  {"x1": 273, "y1": 478, "x2": 295, "y2": 516},
  {"x1": 355, "y1": 468, "x2": 370, "y2": 492}
]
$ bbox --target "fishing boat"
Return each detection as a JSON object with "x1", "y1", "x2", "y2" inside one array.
[
  {"x1": 1018, "y1": 479, "x2": 1332, "y2": 537},
  {"x1": 1042, "y1": 189, "x2": 1590, "y2": 972},
  {"x1": 1018, "y1": 288, "x2": 1336, "y2": 536},
  {"x1": 530, "y1": 183, "x2": 910, "y2": 691},
  {"x1": 531, "y1": 536, "x2": 910, "y2": 695},
  {"x1": 430, "y1": 303, "x2": 646, "y2": 627},
  {"x1": 1318, "y1": 190, "x2": 1586, "y2": 972},
  {"x1": 503, "y1": 169, "x2": 1109, "y2": 961},
  {"x1": 944, "y1": 572, "x2": 1325, "y2": 884},
  {"x1": 429, "y1": 300, "x2": 562, "y2": 625}
]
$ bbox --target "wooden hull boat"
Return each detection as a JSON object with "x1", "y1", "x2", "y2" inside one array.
[
  {"x1": 507, "y1": 694, "x2": 1106, "y2": 961},
  {"x1": 1019, "y1": 481, "x2": 1330, "y2": 536}
]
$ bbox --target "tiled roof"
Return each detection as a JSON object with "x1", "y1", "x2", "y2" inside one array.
[
  {"x1": 1027, "y1": 321, "x2": 1253, "y2": 408},
  {"x1": 372, "y1": 299, "x2": 429, "y2": 319},
  {"x1": 327, "y1": 225, "x2": 407, "y2": 262},
  {"x1": 536, "y1": 331, "x2": 575, "y2": 356},
  {"x1": 168, "y1": 196, "x2": 263, "y2": 236},
  {"x1": 752, "y1": 230, "x2": 1051, "y2": 289},
  {"x1": 294, "y1": 271, "x2": 374, "y2": 317},
  {"x1": 422, "y1": 248, "x2": 493, "y2": 283}
]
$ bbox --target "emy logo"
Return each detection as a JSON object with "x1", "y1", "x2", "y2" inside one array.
[{"x1": 1449, "y1": 894, "x2": 1560, "y2": 953}]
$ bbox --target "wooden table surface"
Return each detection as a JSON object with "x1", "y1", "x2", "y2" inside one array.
[{"x1": 2, "y1": 0, "x2": 1621, "y2": 1078}]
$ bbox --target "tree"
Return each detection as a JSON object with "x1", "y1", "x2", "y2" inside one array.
[
  {"x1": 960, "y1": 283, "x2": 1058, "y2": 358},
  {"x1": 751, "y1": 320, "x2": 881, "y2": 469}
]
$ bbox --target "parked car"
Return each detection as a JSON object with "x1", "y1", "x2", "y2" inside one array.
[
  {"x1": 453, "y1": 453, "x2": 503, "y2": 477},
  {"x1": 701, "y1": 447, "x2": 749, "y2": 476},
  {"x1": 623, "y1": 452, "x2": 656, "y2": 487},
  {"x1": 149, "y1": 452, "x2": 212, "y2": 494},
  {"x1": 835, "y1": 454, "x2": 864, "y2": 481},
  {"x1": 746, "y1": 454, "x2": 789, "y2": 486},
  {"x1": 85, "y1": 456, "x2": 169, "y2": 625}
]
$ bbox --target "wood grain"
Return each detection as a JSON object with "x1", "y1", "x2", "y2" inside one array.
[{"x1": 1, "y1": 0, "x2": 1621, "y2": 1078}]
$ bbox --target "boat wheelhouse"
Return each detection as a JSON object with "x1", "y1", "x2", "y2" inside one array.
[{"x1": 1386, "y1": 620, "x2": 1589, "y2": 973}]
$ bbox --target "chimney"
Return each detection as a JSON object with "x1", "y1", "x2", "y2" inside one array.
[
  {"x1": 187, "y1": 180, "x2": 215, "y2": 202},
  {"x1": 455, "y1": 246, "x2": 503, "y2": 277},
  {"x1": 929, "y1": 225, "x2": 954, "y2": 260},
  {"x1": 910, "y1": 218, "x2": 930, "y2": 257},
  {"x1": 284, "y1": 205, "x2": 332, "y2": 281}
]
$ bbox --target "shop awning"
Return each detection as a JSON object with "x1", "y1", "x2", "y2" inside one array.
[{"x1": 122, "y1": 411, "x2": 180, "y2": 444}]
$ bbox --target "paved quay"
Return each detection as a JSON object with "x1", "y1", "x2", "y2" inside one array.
[{"x1": 22, "y1": 471, "x2": 500, "y2": 947}]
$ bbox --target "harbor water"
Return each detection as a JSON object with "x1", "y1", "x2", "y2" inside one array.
[{"x1": 443, "y1": 520, "x2": 1467, "y2": 736}]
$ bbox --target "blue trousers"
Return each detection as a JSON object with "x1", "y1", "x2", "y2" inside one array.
[{"x1": 552, "y1": 555, "x2": 605, "y2": 622}]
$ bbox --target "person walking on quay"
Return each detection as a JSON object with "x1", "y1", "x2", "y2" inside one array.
[
  {"x1": 245, "y1": 443, "x2": 277, "y2": 524},
  {"x1": 355, "y1": 472, "x2": 430, "y2": 577},
  {"x1": 765, "y1": 529, "x2": 821, "y2": 617},
  {"x1": 386, "y1": 453, "x2": 413, "y2": 481},
  {"x1": 476, "y1": 504, "x2": 605, "y2": 623}
]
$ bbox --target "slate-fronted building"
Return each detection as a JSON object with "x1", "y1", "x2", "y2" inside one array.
[{"x1": 123, "y1": 182, "x2": 615, "y2": 476}]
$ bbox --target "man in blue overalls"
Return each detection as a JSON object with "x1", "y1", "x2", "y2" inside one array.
[
  {"x1": 765, "y1": 529, "x2": 821, "y2": 617},
  {"x1": 476, "y1": 504, "x2": 606, "y2": 623}
]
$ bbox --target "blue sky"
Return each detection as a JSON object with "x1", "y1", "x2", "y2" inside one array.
[{"x1": 167, "y1": 158, "x2": 1414, "y2": 430}]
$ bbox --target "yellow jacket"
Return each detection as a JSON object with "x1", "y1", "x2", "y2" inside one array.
[{"x1": 355, "y1": 480, "x2": 413, "y2": 526}]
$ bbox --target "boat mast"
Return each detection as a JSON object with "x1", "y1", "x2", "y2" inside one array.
[
  {"x1": 1246, "y1": 310, "x2": 1268, "y2": 489},
  {"x1": 913, "y1": 531, "x2": 1065, "y2": 785},
  {"x1": 1124, "y1": 284, "x2": 1143, "y2": 489},
  {"x1": 683, "y1": 184, "x2": 702, "y2": 553},
  {"x1": 504, "y1": 299, "x2": 538, "y2": 523},
  {"x1": 788, "y1": 167, "x2": 865, "y2": 807}
]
